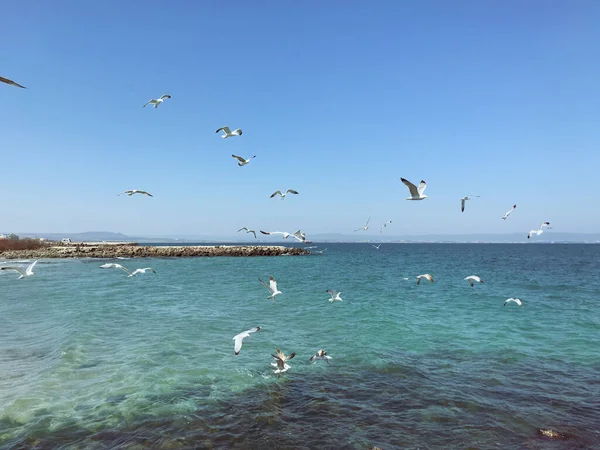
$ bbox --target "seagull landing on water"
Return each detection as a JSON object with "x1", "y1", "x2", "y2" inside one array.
[
  {"x1": 232, "y1": 154, "x2": 256, "y2": 166},
  {"x1": 238, "y1": 227, "x2": 257, "y2": 238},
  {"x1": 460, "y1": 195, "x2": 480, "y2": 212},
  {"x1": 0, "y1": 260, "x2": 37, "y2": 279},
  {"x1": 528, "y1": 222, "x2": 551, "y2": 239},
  {"x1": 326, "y1": 289, "x2": 342, "y2": 303},
  {"x1": 270, "y1": 189, "x2": 299, "y2": 200},
  {"x1": 271, "y1": 347, "x2": 296, "y2": 374},
  {"x1": 354, "y1": 217, "x2": 371, "y2": 231},
  {"x1": 416, "y1": 274, "x2": 434, "y2": 285},
  {"x1": 1, "y1": 75, "x2": 26, "y2": 89},
  {"x1": 259, "y1": 276, "x2": 282, "y2": 302},
  {"x1": 465, "y1": 275, "x2": 484, "y2": 287},
  {"x1": 128, "y1": 268, "x2": 156, "y2": 277},
  {"x1": 117, "y1": 190, "x2": 153, "y2": 197},
  {"x1": 310, "y1": 349, "x2": 332, "y2": 364},
  {"x1": 100, "y1": 263, "x2": 131, "y2": 275},
  {"x1": 504, "y1": 298, "x2": 524, "y2": 307},
  {"x1": 502, "y1": 204, "x2": 517, "y2": 220},
  {"x1": 401, "y1": 178, "x2": 428, "y2": 200},
  {"x1": 233, "y1": 326, "x2": 261, "y2": 355},
  {"x1": 216, "y1": 126, "x2": 242, "y2": 138},
  {"x1": 380, "y1": 220, "x2": 392, "y2": 233},
  {"x1": 143, "y1": 94, "x2": 171, "y2": 108}
]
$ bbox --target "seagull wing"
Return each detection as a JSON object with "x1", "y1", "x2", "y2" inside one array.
[
  {"x1": 417, "y1": 180, "x2": 427, "y2": 195},
  {"x1": 160, "y1": 94, "x2": 171, "y2": 99},
  {"x1": 216, "y1": 126, "x2": 231, "y2": 134},
  {"x1": 238, "y1": 227, "x2": 249, "y2": 232},
  {"x1": 270, "y1": 190, "x2": 282, "y2": 198},
  {"x1": 249, "y1": 230, "x2": 256, "y2": 238},
  {"x1": 259, "y1": 278, "x2": 274, "y2": 294},
  {"x1": 0, "y1": 75, "x2": 26, "y2": 89},
  {"x1": 0, "y1": 266, "x2": 27, "y2": 277},
  {"x1": 401, "y1": 178, "x2": 419, "y2": 197},
  {"x1": 461, "y1": 198, "x2": 466, "y2": 212},
  {"x1": 286, "y1": 189, "x2": 299, "y2": 195},
  {"x1": 232, "y1": 154, "x2": 246, "y2": 163},
  {"x1": 25, "y1": 260, "x2": 38, "y2": 275},
  {"x1": 143, "y1": 99, "x2": 155, "y2": 107},
  {"x1": 138, "y1": 191, "x2": 153, "y2": 197}
]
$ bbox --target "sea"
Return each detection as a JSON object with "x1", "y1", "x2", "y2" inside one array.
[{"x1": 1, "y1": 243, "x2": 599, "y2": 449}]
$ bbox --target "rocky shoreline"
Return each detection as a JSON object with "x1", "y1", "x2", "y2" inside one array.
[{"x1": 0, "y1": 244, "x2": 310, "y2": 259}]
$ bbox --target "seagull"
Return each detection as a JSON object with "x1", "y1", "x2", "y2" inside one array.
[
  {"x1": 401, "y1": 178, "x2": 428, "y2": 200},
  {"x1": 143, "y1": 94, "x2": 171, "y2": 108},
  {"x1": 260, "y1": 230, "x2": 306, "y2": 242},
  {"x1": 380, "y1": 220, "x2": 392, "y2": 233},
  {"x1": 260, "y1": 230, "x2": 291, "y2": 239},
  {"x1": 232, "y1": 154, "x2": 256, "y2": 166},
  {"x1": 326, "y1": 289, "x2": 342, "y2": 303},
  {"x1": 309, "y1": 349, "x2": 332, "y2": 364},
  {"x1": 292, "y1": 230, "x2": 307, "y2": 242},
  {"x1": 372, "y1": 243, "x2": 383, "y2": 250},
  {"x1": 314, "y1": 248, "x2": 328, "y2": 254},
  {"x1": 238, "y1": 227, "x2": 257, "y2": 238},
  {"x1": 1, "y1": 75, "x2": 26, "y2": 89},
  {"x1": 504, "y1": 298, "x2": 524, "y2": 307},
  {"x1": 271, "y1": 347, "x2": 296, "y2": 374},
  {"x1": 416, "y1": 274, "x2": 434, "y2": 285},
  {"x1": 270, "y1": 189, "x2": 299, "y2": 200},
  {"x1": 100, "y1": 263, "x2": 131, "y2": 275},
  {"x1": 528, "y1": 222, "x2": 551, "y2": 239},
  {"x1": 354, "y1": 217, "x2": 370, "y2": 231},
  {"x1": 460, "y1": 195, "x2": 480, "y2": 212},
  {"x1": 128, "y1": 268, "x2": 156, "y2": 277},
  {"x1": 464, "y1": 275, "x2": 484, "y2": 287},
  {"x1": 0, "y1": 260, "x2": 37, "y2": 279},
  {"x1": 216, "y1": 126, "x2": 242, "y2": 138},
  {"x1": 259, "y1": 276, "x2": 282, "y2": 302},
  {"x1": 117, "y1": 190, "x2": 153, "y2": 197},
  {"x1": 233, "y1": 326, "x2": 261, "y2": 355},
  {"x1": 502, "y1": 204, "x2": 517, "y2": 220}
]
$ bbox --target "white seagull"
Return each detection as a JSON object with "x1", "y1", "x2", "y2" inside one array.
[
  {"x1": 416, "y1": 274, "x2": 434, "y2": 285},
  {"x1": 460, "y1": 195, "x2": 480, "y2": 212},
  {"x1": 271, "y1": 347, "x2": 296, "y2": 374},
  {"x1": 143, "y1": 94, "x2": 171, "y2": 108},
  {"x1": 238, "y1": 227, "x2": 257, "y2": 238},
  {"x1": 354, "y1": 217, "x2": 371, "y2": 231},
  {"x1": 504, "y1": 298, "x2": 524, "y2": 307},
  {"x1": 502, "y1": 204, "x2": 517, "y2": 220},
  {"x1": 0, "y1": 260, "x2": 37, "y2": 279},
  {"x1": 233, "y1": 326, "x2": 261, "y2": 355},
  {"x1": 1, "y1": 75, "x2": 26, "y2": 89},
  {"x1": 464, "y1": 275, "x2": 484, "y2": 287},
  {"x1": 216, "y1": 126, "x2": 242, "y2": 138},
  {"x1": 292, "y1": 229, "x2": 307, "y2": 242},
  {"x1": 117, "y1": 190, "x2": 153, "y2": 197},
  {"x1": 270, "y1": 189, "x2": 299, "y2": 200},
  {"x1": 528, "y1": 222, "x2": 551, "y2": 239},
  {"x1": 401, "y1": 178, "x2": 428, "y2": 200},
  {"x1": 128, "y1": 268, "x2": 156, "y2": 277},
  {"x1": 100, "y1": 263, "x2": 131, "y2": 275},
  {"x1": 260, "y1": 230, "x2": 306, "y2": 242},
  {"x1": 326, "y1": 289, "x2": 342, "y2": 303},
  {"x1": 309, "y1": 349, "x2": 332, "y2": 364},
  {"x1": 232, "y1": 154, "x2": 256, "y2": 166},
  {"x1": 380, "y1": 220, "x2": 392, "y2": 233},
  {"x1": 372, "y1": 243, "x2": 383, "y2": 250},
  {"x1": 259, "y1": 276, "x2": 282, "y2": 302},
  {"x1": 314, "y1": 248, "x2": 328, "y2": 254}
]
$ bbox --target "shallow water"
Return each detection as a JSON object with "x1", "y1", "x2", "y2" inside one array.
[{"x1": 1, "y1": 244, "x2": 599, "y2": 448}]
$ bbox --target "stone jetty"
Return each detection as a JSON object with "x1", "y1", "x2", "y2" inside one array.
[{"x1": 0, "y1": 243, "x2": 309, "y2": 259}]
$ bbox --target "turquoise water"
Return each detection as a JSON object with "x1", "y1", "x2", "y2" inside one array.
[{"x1": 1, "y1": 244, "x2": 599, "y2": 448}]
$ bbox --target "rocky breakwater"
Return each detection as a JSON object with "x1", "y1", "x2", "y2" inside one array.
[{"x1": 0, "y1": 244, "x2": 310, "y2": 259}]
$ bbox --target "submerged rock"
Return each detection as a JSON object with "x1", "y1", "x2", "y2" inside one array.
[{"x1": 538, "y1": 428, "x2": 572, "y2": 440}]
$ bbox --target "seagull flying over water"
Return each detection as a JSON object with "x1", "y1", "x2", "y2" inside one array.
[
  {"x1": 354, "y1": 217, "x2": 370, "y2": 231},
  {"x1": 260, "y1": 230, "x2": 306, "y2": 242},
  {"x1": 401, "y1": 178, "x2": 428, "y2": 200},
  {"x1": 416, "y1": 274, "x2": 434, "y2": 285},
  {"x1": 465, "y1": 275, "x2": 484, "y2": 287},
  {"x1": 233, "y1": 326, "x2": 261, "y2": 355},
  {"x1": 216, "y1": 126, "x2": 242, "y2": 138},
  {"x1": 326, "y1": 289, "x2": 342, "y2": 303},
  {"x1": 232, "y1": 154, "x2": 256, "y2": 166},
  {"x1": 270, "y1": 189, "x2": 299, "y2": 200},
  {"x1": 380, "y1": 220, "x2": 392, "y2": 233},
  {"x1": 372, "y1": 243, "x2": 383, "y2": 250},
  {"x1": 1, "y1": 75, "x2": 26, "y2": 89},
  {"x1": 259, "y1": 276, "x2": 282, "y2": 302},
  {"x1": 502, "y1": 204, "x2": 517, "y2": 220},
  {"x1": 271, "y1": 347, "x2": 296, "y2": 374},
  {"x1": 128, "y1": 268, "x2": 156, "y2": 277},
  {"x1": 100, "y1": 263, "x2": 131, "y2": 275},
  {"x1": 527, "y1": 222, "x2": 551, "y2": 239},
  {"x1": 118, "y1": 190, "x2": 153, "y2": 197},
  {"x1": 0, "y1": 260, "x2": 37, "y2": 279},
  {"x1": 238, "y1": 227, "x2": 257, "y2": 238},
  {"x1": 504, "y1": 298, "x2": 524, "y2": 307},
  {"x1": 460, "y1": 195, "x2": 480, "y2": 212},
  {"x1": 309, "y1": 349, "x2": 332, "y2": 364},
  {"x1": 143, "y1": 94, "x2": 171, "y2": 108}
]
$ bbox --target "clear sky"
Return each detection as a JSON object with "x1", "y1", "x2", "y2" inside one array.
[{"x1": 2, "y1": 1, "x2": 599, "y2": 238}]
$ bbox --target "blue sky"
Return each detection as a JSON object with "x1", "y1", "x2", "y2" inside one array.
[{"x1": 2, "y1": 1, "x2": 599, "y2": 238}]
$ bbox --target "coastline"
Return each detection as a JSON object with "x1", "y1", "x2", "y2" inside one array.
[{"x1": 0, "y1": 243, "x2": 309, "y2": 259}]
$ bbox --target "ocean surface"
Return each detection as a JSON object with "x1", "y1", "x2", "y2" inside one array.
[{"x1": 1, "y1": 243, "x2": 599, "y2": 449}]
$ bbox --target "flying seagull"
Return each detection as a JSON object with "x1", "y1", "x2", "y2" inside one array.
[
  {"x1": 270, "y1": 189, "x2": 299, "y2": 200},
  {"x1": 372, "y1": 243, "x2": 383, "y2": 250},
  {"x1": 100, "y1": 263, "x2": 131, "y2": 275},
  {"x1": 528, "y1": 222, "x2": 551, "y2": 239},
  {"x1": 117, "y1": 190, "x2": 153, "y2": 197},
  {"x1": 326, "y1": 289, "x2": 342, "y2": 303},
  {"x1": 465, "y1": 275, "x2": 484, "y2": 287},
  {"x1": 416, "y1": 274, "x2": 434, "y2": 285},
  {"x1": 309, "y1": 349, "x2": 332, "y2": 364},
  {"x1": 232, "y1": 154, "x2": 256, "y2": 166},
  {"x1": 128, "y1": 268, "x2": 156, "y2": 277},
  {"x1": 238, "y1": 227, "x2": 257, "y2": 238},
  {"x1": 314, "y1": 248, "x2": 328, "y2": 254},
  {"x1": 460, "y1": 195, "x2": 480, "y2": 212},
  {"x1": 380, "y1": 220, "x2": 392, "y2": 233},
  {"x1": 271, "y1": 347, "x2": 296, "y2": 374},
  {"x1": 259, "y1": 276, "x2": 282, "y2": 302},
  {"x1": 504, "y1": 298, "x2": 524, "y2": 307},
  {"x1": 502, "y1": 204, "x2": 517, "y2": 220},
  {"x1": 233, "y1": 326, "x2": 261, "y2": 355},
  {"x1": 401, "y1": 178, "x2": 428, "y2": 200},
  {"x1": 0, "y1": 75, "x2": 26, "y2": 89},
  {"x1": 292, "y1": 229, "x2": 308, "y2": 242},
  {"x1": 0, "y1": 260, "x2": 37, "y2": 279},
  {"x1": 216, "y1": 126, "x2": 242, "y2": 138},
  {"x1": 143, "y1": 94, "x2": 171, "y2": 108},
  {"x1": 260, "y1": 230, "x2": 306, "y2": 242},
  {"x1": 354, "y1": 216, "x2": 370, "y2": 231}
]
